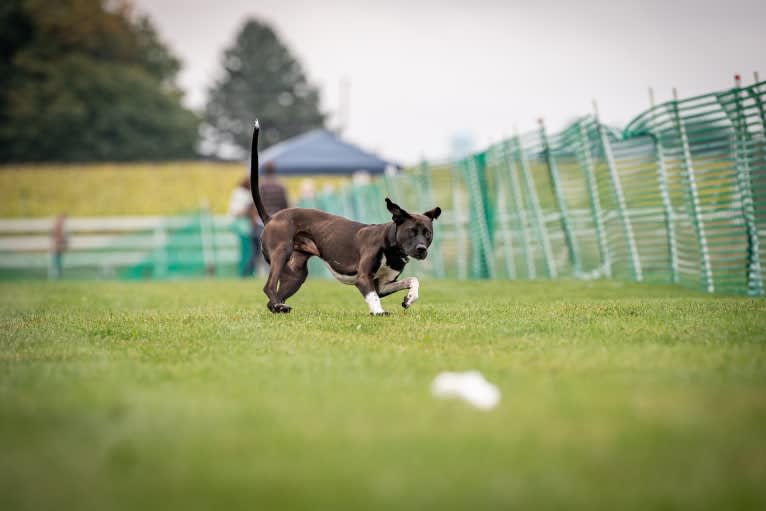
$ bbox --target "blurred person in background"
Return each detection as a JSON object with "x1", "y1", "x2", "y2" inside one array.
[
  {"x1": 260, "y1": 161, "x2": 289, "y2": 215},
  {"x1": 49, "y1": 214, "x2": 68, "y2": 279},
  {"x1": 228, "y1": 176, "x2": 263, "y2": 277},
  {"x1": 228, "y1": 163, "x2": 288, "y2": 278}
]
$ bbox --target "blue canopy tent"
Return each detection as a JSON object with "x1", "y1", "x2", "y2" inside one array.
[{"x1": 258, "y1": 129, "x2": 398, "y2": 175}]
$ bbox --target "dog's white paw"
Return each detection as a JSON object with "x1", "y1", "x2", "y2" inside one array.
[
  {"x1": 365, "y1": 292, "x2": 385, "y2": 315},
  {"x1": 402, "y1": 278, "x2": 419, "y2": 309}
]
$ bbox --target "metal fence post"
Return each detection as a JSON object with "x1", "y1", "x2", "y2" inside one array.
[
  {"x1": 594, "y1": 103, "x2": 642, "y2": 282},
  {"x1": 731, "y1": 77, "x2": 764, "y2": 296},
  {"x1": 488, "y1": 146, "x2": 517, "y2": 279},
  {"x1": 748, "y1": 73, "x2": 766, "y2": 132},
  {"x1": 539, "y1": 119, "x2": 581, "y2": 275},
  {"x1": 465, "y1": 154, "x2": 496, "y2": 278},
  {"x1": 450, "y1": 161, "x2": 468, "y2": 279},
  {"x1": 575, "y1": 118, "x2": 611, "y2": 277},
  {"x1": 501, "y1": 139, "x2": 535, "y2": 279},
  {"x1": 514, "y1": 132, "x2": 557, "y2": 278},
  {"x1": 648, "y1": 88, "x2": 679, "y2": 284},
  {"x1": 419, "y1": 160, "x2": 445, "y2": 278},
  {"x1": 671, "y1": 88, "x2": 714, "y2": 293}
]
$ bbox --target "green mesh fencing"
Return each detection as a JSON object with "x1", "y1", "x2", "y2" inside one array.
[
  {"x1": 21, "y1": 80, "x2": 753, "y2": 291},
  {"x1": 120, "y1": 210, "x2": 219, "y2": 280},
  {"x1": 306, "y1": 80, "x2": 765, "y2": 296},
  {"x1": 92, "y1": 210, "x2": 238, "y2": 280}
]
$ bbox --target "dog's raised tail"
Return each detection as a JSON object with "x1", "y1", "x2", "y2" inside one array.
[{"x1": 250, "y1": 119, "x2": 271, "y2": 224}]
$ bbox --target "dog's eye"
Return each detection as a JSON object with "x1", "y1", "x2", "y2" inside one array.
[
  {"x1": 425, "y1": 230, "x2": 432, "y2": 240},
  {"x1": 409, "y1": 228, "x2": 417, "y2": 236}
]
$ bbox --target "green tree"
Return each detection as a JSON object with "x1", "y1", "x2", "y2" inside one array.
[
  {"x1": 204, "y1": 18, "x2": 325, "y2": 154},
  {"x1": 0, "y1": 0, "x2": 199, "y2": 162}
]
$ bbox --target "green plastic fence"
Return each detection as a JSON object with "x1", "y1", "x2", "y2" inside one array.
[
  {"x1": 300, "y1": 79, "x2": 766, "y2": 296},
  {"x1": 119, "y1": 210, "x2": 222, "y2": 280}
]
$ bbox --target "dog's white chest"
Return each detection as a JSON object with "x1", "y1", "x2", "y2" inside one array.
[{"x1": 374, "y1": 263, "x2": 400, "y2": 284}]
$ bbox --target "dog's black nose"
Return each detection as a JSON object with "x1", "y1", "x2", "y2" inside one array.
[{"x1": 415, "y1": 245, "x2": 428, "y2": 259}]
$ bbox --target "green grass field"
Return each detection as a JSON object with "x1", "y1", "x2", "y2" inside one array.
[{"x1": 2, "y1": 279, "x2": 765, "y2": 510}]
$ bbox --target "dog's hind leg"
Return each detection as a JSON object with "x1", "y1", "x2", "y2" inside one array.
[
  {"x1": 276, "y1": 251, "x2": 310, "y2": 305},
  {"x1": 263, "y1": 242, "x2": 292, "y2": 313}
]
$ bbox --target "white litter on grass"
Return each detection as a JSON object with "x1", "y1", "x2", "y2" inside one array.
[{"x1": 431, "y1": 371, "x2": 501, "y2": 410}]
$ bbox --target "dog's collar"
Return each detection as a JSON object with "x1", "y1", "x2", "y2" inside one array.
[
  {"x1": 386, "y1": 222, "x2": 407, "y2": 259},
  {"x1": 387, "y1": 222, "x2": 397, "y2": 247}
]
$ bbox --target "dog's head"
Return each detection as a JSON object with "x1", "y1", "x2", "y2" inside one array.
[{"x1": 385, "y1": 198, "x2": 441, "y2": 260}]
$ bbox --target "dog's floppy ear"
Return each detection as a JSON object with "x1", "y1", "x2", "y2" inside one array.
[
  {"x1": 424, "y1": 206, "x2": 442, "y2": 221},
  {"x1": 385, "y1": 198, "x2": 411, "y2": 225}
]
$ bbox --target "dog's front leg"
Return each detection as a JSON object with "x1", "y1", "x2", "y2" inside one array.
[
  {"x1": 378, "y1": 277, "x2": 420, "y2": 309},
  {"x1": 356, "y1": 274, "x2": 388, "y2": 316}
]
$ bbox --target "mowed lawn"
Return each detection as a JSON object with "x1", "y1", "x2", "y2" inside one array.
[{"x1": 1, "y1": 279, "x2": 765, "y2": 511}]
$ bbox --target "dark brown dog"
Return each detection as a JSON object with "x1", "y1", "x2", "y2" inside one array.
[{"x1": 250, "y1": 121, "x2": 441, "y2": 315}]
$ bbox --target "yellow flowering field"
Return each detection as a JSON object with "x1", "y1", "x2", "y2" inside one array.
[{"x1": 0, "y1": 163, "x2": 349, "y2": 217}]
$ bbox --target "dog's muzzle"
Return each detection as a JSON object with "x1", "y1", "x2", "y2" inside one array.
[{"x1": 414, "y1": 245, "x2": 428, "y2": 260}]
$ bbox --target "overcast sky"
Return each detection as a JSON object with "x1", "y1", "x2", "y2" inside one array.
[{"x1": 136, "y1": 0, "x2": 765, "y2": 164}]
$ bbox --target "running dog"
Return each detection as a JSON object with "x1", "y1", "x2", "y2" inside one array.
[{"x1": 249, "y1": 120, "x2": 441, "y2": 315}]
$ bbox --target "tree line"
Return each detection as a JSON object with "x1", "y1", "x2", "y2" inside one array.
[{"x1": 0, "y1": 0, "x2": 324, "y2": 163}]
